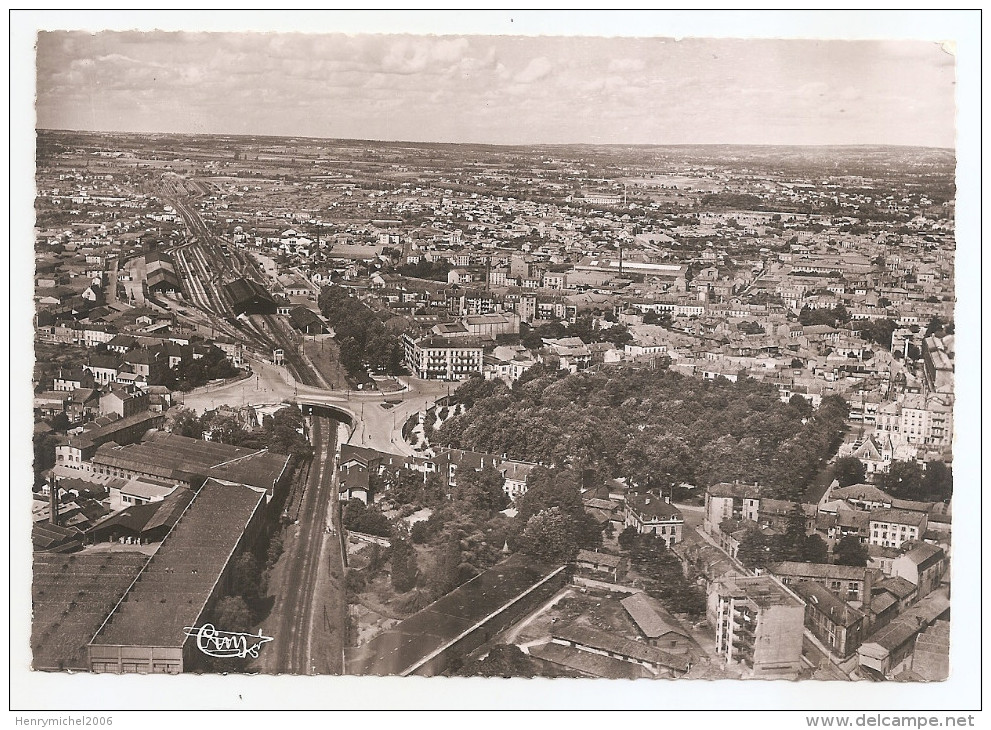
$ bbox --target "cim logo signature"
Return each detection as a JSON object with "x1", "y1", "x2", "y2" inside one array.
[{"x1": 183, "y1": 624, "x2": 274, "y2": 659}]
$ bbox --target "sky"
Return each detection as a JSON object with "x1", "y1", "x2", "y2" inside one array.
[{"x1": 35, "y1": 31, "x2": 956, "y2": 148}]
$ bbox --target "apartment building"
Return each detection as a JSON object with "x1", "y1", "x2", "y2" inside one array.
[
  {"x1": 868, "y1": 508, "x2": 928, "y2": 550},
  {"x1": 704, "y1": 481, "x2": 761, "y2": 534},
  {"x1": 710, "y1": 574, "x2": 806, "y2": 679},
  {"x1": 401, "y1": 334, "x2": 484, "y2": 381}
]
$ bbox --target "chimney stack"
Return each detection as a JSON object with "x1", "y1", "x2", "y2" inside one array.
[{"x1": 49, "y1": 475, "x2": 60, "y2": 526}]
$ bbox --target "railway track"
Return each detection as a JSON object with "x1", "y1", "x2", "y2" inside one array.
[
  {"x1": 157, "y1": 175, "x2": 346, "y2": 674},
  {"x1": 272, "y1": 414, "x2": 338, "y2": 674},
  {"x1": 155, "y1": 176, "x2": 301, "y2": 362},
  {"x1": 250, "y1": 313, "x2": 328, "y2": 388},
  {"x1": 284, "y1": 450, "x2": 314, "y2": 523}
]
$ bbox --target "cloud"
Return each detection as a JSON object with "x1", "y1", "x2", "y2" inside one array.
[
  {"x1": 514, "y1": 56, "x2": 553, "y2": 84},
  {"x1": 380, "y1": 36, "x2": 469, "y2": 75},
  {"x1": 33, "y1": 32, "x2": 956, "y2": 147},
  {"x1": 608, "y1": 57, "x2": 645, "y2": 73}
]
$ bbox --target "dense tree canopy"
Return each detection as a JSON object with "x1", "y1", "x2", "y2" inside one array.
[
  {"x1": 395, "y1": 259, "x2": 452, "y2": 282},
  {"x1": 389, "y1": 536, "x2": 418, "y2": 593},
  {"x1": 875, "y1": 460, "x2": 952, "y2": 502},
  {"x1": 342, "y1": 499, "x2": 393, "y2": 537},
  {"x1": 454, "y1": 463, "x2": 510, "y2": 514},
  {"x1": 170, "y1": 408, "x2": 205, "y2": 439},
  {"x1": 520, "y1": 314, "x2": 632, "y2": 350},
  {"x1": 833, "y1": 456, "x2": 868, "y2": 487},
  {"x1": 212, "y1": 596, "x2": 254, "y2": 634},
  {"x1": 628, "y1": 534, "x2": 706, "y2": 615},
  {"x1": 737, "y1": 526, "x2": 771, "y2": 570},
  {"x1": 33, "y1": 431, "x2": 61, "y2": 485},
  {"x1": 169, "y1": 345, "x2": 240, "y2": 391},
  {"x1": 167, "y1": 405, "x2": 310, "y2": 456},
  {"x1": 318, "y1": 284, "x2": 402, "y2": 375},
  {"x1": 262, "y1": 405, "x2": 311, "y2": 457},
  {"x1": 799, "y1": 304, "x2": 849, "y2": 328},
  {"x1": 518, "y1": 507, "x2": 580, "y2": 563},
  {"x1": 834, "y1": 535, "x2": 869, "y2": 567},
  {"x1": 435, "y1": 365, "x2": 848, "y2": 500},
  {"x1": 857, "y1": 319, "x2": 897, "y2": 350}
]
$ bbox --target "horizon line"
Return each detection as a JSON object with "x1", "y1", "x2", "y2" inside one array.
[{"x1": 35, "y1": 127, "x2": 955, "y2": 153}]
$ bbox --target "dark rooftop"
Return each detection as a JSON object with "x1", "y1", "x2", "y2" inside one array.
[
  {"x1": 32, "y1": 552, "x2": 148, "y2": 670},
  {"x1": 708, "y1": 481, "x2": 761, "y2": 499},
  {"x1": 528, "y1": 641, "x2": 654, "y2": 679},
  {"x1": 862, "y1": 592, "x2": 949, "y2": 653},
  {"x1": 626, "y1": 493, "x2": 683, "y2": 521},
  {"x1": 576, "y1": 549, "x2": 622, "y2": 568},
  {"x1": 874, "y1": 576, "x2": 918, "y2": 601},
  {"x1": 86, "y1": 487, "x2": 195, "y2": 538},
  {"x1": 68, "y1": 410, "x2": 164, "y2": 450},
  {"x1": 620, "y1": 592, "x2": 690, "y2": 641},
  {"x1": 769, "y1": 561, "x2": 867, "y2": 582},
  {"x1": 869, "y1": 508, "x2": 928, "y2": 527},
  {"x1": 552, "y1": 623, "x2": 690, "y2": 672},
  {"x1": 791, "y1": 581, "x2": 865, "y2": 628},
  {"x1": 224, "y1": 277, "x2": 275, "y2": 307},
  {"x1": 90, "y1": 479, "x2": 266, "y2": 649},
  {"x1": 91, "y1": 432, "x2": 290, "y2": 493},
  {"x1": 896, "y1": 542, "x2": 945, "y2": 572},
  {"x1": 32, "y1": 522, "x2": 83, "y2": 553},
  {"x1": 347, "y1": 554, "x2": 565, "y2": 676}
]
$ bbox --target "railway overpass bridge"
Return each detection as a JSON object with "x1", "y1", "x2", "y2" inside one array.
[
  {"x1": 293, "y1": 379, "x2": 450, "y2": 456},
  {"x1": 181, "y1": 365, "x2": 452, "y2": 455}
]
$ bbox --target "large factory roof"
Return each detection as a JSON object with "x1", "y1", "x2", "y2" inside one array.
[
  {"x1": 89, "y1": 479, "x2": 266, "y2": 649},
  {"x1": 32, "y1": 552, "x2": 148, "y2": 670},
  {"x1": 91, "y1": 432, "x2": 290, "y2": 493}
]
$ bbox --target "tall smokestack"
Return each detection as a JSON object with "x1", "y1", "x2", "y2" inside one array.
[
  {"x1": 49, "y1": 475, "x2": 60, "y2": 526},
  {"x1": 618, "y1": 243, "x2": 623, "y2": 276}
]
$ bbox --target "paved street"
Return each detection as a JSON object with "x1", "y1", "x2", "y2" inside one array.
[
  {"x1": 180, "y1": 355, "x2": 454, "y2": 457},
  {"x1": 178, "y1": 355, "x2": 296, "y2": 412}
]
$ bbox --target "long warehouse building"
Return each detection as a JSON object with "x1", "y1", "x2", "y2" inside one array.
[{"x1": 87, "y1": 478, "x2": 268, "y2": 674}]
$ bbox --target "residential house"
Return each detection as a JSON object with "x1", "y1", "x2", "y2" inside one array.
[
  {"x1": 53, "y1": 368, "x2": 96, "y2": 392},
  {"x1": 757, "y1": 499, "x2": 815, "y2": 533},
  {"x1": 791, "y1": 580, "x2": 868, "y2": 659},
  {"x1": 575, "y1": 549, "x2": 623, "y2": 581},
  {"x1": 99, "y1": 387, "x2": 150, "y2": 419},
  {"x1": 624, "y1": 493, "x2": 684, "y2": 546},
  {"x1": 620, "y1": 592, "x2": 692, "y2": 654},
  {"x1": 84, "y1": 353, "x2": 121, "y2": 386},
  {"x1": 498, "y1": 459, "x2": 535, "y2": 501},
  {"x1": 857, "y1": 592, "x2": 950, "y2": 679},
  {"x1": 768, "y1": 561, "x2": 875, "y2": 604},
  {"x1": 121, "y1": 348, "x2": 164, "y2": 386},
  {"x1": 339, "y1": 464, "x2": 370, "y2": 504},
  {"x1": 868, "y1": 508, "x2": 928, "y2": 550},
  {"x1": 829, "y1": 484, "x2": 893, "y2": 511},
  {"x1": 704, "y1": 481, "x2": 761, "y2": 535},
  {"x1": 891, "y1": 542, "x2": 947, "y2": 600},
  {"x1": 872, "y1": 576, "x2": 919, "y2": 620}
]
